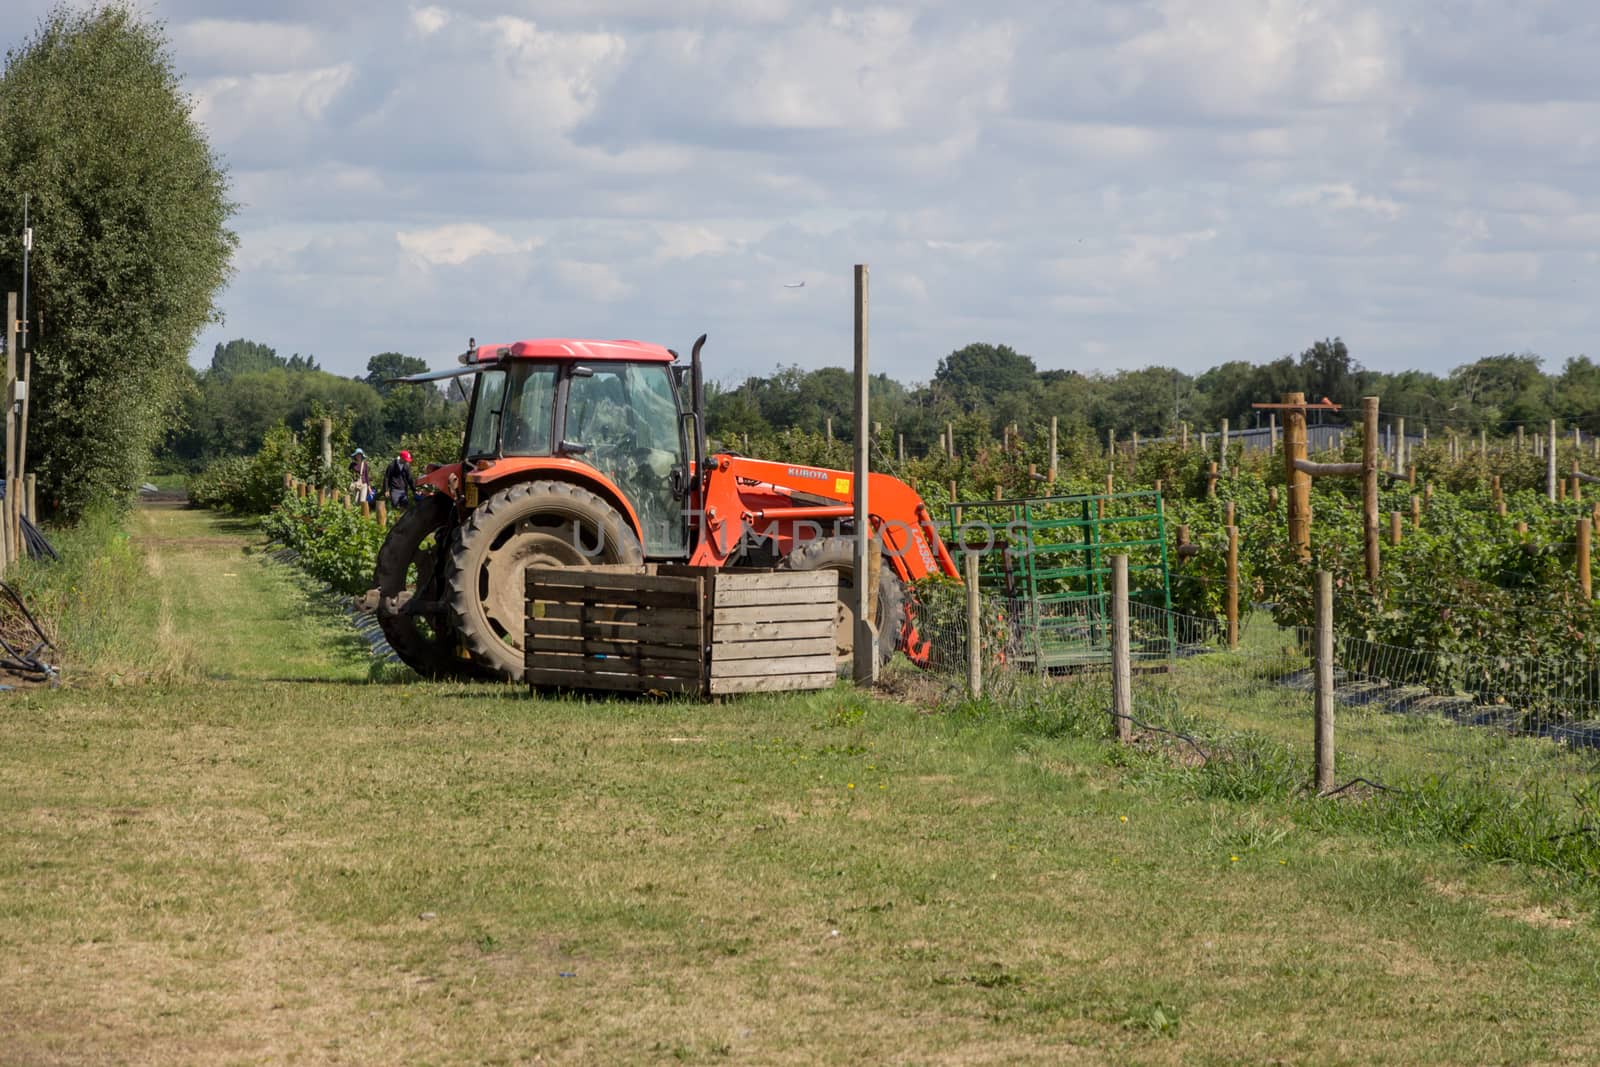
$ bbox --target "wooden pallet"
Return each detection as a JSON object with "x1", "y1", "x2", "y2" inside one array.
[{"x1": 523, "y1": 565, "x2": 839, "y2": 697}]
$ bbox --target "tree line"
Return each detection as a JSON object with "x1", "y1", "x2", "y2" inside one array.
[
  {"x1": 707, "y1": 341, "x2": 1600, "y2": 451},
  {"x1": 159, "y1": 339, "x2": 463, "y2": 470}
]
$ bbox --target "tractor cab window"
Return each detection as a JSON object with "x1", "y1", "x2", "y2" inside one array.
[
  {"x1": 564, "y1": 362, "x2": 686, "y2": 557},
  {"x1": 466, "y1": 364, "x2": 557, "y2": 459}
]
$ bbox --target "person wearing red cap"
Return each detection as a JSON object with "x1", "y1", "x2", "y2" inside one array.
[{"x1": 383, "y1": 449, "x2": 417, "y2": 509}]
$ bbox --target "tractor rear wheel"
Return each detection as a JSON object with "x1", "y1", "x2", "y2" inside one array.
[
  {"x1": 782, "y1": 535, "x2": 906, "y2": 675},
  {"x1": 373, "y1": 493, "x2": 472, "y2": 678},
  {"x1": 446, "y1": 480, "x2": 644, "y2": 680}
]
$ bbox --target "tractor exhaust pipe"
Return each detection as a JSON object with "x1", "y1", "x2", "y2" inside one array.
[{"x1": 690, "y1": 334, "x2": 708, "y2": 549}]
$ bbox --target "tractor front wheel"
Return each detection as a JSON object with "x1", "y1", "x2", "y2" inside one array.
[
  {"x1": 782, "y1": 535, "x2": 906, "y2": 675},
  {"x1": 446, "y1": 480, "x2": 644, "y2": 680}
]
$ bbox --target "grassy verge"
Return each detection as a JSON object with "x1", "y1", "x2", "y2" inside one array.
[{"x1": 5, "y1": 676, "x2": 1600, "y2": 1063}]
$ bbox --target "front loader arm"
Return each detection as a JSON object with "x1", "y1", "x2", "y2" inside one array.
[{"x1": 691, "y1": 454, "x2": 960, "y2": 582}]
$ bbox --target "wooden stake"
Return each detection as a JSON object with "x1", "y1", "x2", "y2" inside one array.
[
  {"x1": 1180, "y1": 422, "x2": 1189, "y2": 450},
  {"x1": 1269, "y1": 486, "x2": 1279, "y2": 508},
  {"x1": 1390, "y1": 510, "x2": 1403, "y2": 546},
  {"x1": 1226, "y1": 525, "x2": 1239, "y2": 649},
  {"x1": 1220, "y1": 418, "x2": 1230, "y2": 472},
  {"x1": 376, "y1": 499, "x2": 388, "y2": 526},
  {"x1": 1110, "y1": 554, "x2": 1132, "y2": 743},
  {"x1": 965, "y1": 551, "x2": 982, "y2": 699},
  {"x1": 1314, "y1": 570, "x2": 1335, "y2": 793},
  {"x1": 1411, "y1": 494, "x2": 1421, "y2": 528},
  {"x1": 1580, "y1": 518, "x2": 1593, "y2": 601},
  {"x1": 1225, "y1": 500, "x2": 1235, "y2": 527},
  {"x1": 1516, "y1": 521, "x2": 1528, "y2": 536},
  {"x1": 1549, "y1": 418, "x2": 1559, "y2": 502},
  {"x1": 1206, "y1": 462, "x2": 1218, "y2": 499},
  {"x1": 1394, "y1": 416, "x2": 1406, "y2": 475},
  {"x1": 1362, "y1": 397, "x2": 1379, "y2": 587}
]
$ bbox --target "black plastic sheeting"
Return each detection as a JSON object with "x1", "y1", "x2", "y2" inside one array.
[{"x1": 0, "y1": 479, "x2": 58, "y2": 562}]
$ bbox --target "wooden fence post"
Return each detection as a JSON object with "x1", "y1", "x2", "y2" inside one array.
[
  {"x1": 897, "y1": 433, "x2": 905, "y2": 465},
  {"x1": 1269, "y1": 413, "x2": 1278, "y2": 450},
  {"x1": 1314, "y1": 570, "x2": 1335, "y2": 793},
  {"x1": 1226, "y1": 525, "x2": 1240, "y2": 649},
  {"x1": 1389, "y1": 511, "x2": 1403, "y2": 546},
  {"x1": 1580, "y1": 518, "x2": 1593, "y2": 601},
  {"x1": 1206, "y1": 462, "x2": 1218, "y2": 499},
  {"x1": 965, "y1": 551, "x2": 982, "y2": 699},
  {"x1": 1549, "y1": 419, "x2": 1559, "y2": 502},
  {"x1": 1284, "y1": 392, "x2": 1310, "y2": 560},
  {"x1": 1394, "y1": 415, "x2": 1405, "y2": 475},
  {"x1": 25, "y1": 473, "x2": 35, "y2": 523},
  {"x1": 1110, "y1": 554, "x2": 1132, "y2": 743},
  {"x1": 947, "y1": 421, "x2": 955, "y2": 461},
  {"x1": 1411, "y1": 494, "x2": 1421, "y2": 528},
  {"x1": 1180, "y1": 422, "x2": 1189, "y2": 451},
  {"x1": 376, "y1": 499, "x2": 388, "y2": 526},
  {"x1": 1220, "y1": 418, "x2": 1230, "y2": 472},
  {"x1": 1517, "y1": 425, "x2": 1525, "y2": 451}
]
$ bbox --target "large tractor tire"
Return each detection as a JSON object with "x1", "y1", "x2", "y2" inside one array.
[
  {"x1": 446, "y1": 480, "x2": 644, "y2": 680},
  {"x1": 783, "y1": 535, "x2": 907, "y2": 675},
  {"x1": 373, "y1": 493, "x2": 474, "y2": 679}
]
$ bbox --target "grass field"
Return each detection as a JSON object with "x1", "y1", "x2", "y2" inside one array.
[{"x1": 4, "y1": 508, "x2": 1600, "y2": 1064}]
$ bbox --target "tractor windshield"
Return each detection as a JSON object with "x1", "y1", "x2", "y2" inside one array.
[{"x1": 564, "y1": 362, "x2": 686, "y2": 557}]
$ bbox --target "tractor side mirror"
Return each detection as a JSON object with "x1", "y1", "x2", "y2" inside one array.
[
  {"x1": 672, "y1": 365, "x2": 691, "y2": 392},
  {"x1": 558, "y1": 439, "x2": 589, "y2": 455}
]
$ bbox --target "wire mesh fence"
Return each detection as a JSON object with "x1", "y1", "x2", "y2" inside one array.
[{"x1": 906, "y1": 572, "x2": 1600, "y2": 811}]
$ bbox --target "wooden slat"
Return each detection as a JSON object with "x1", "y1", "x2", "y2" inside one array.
[
  {"x1": 527, "y1": 586, "x2": 697, "y2": 610},
  {"x1": 526, "y1": 668, "x2": 701, "y2": 694},
  {"x1": 710, "y1": 636, "x2": 834, "y2": 661},
  {"x1": 524, "y1": 636, "x2": 702, "y2": 661},
  {"x1": 710, "y1": 672, "x2": 837, "y2": 695},
  {"x1": 532, "y1": 618, "x2": 703, "y2": 644},
  {"x1": 524, "y1": 568, "x2": 701, "y2": 595},
  {"x1": 712, "y1": 570, "x2": 838, "y2": 593},
  {"x1": 713, "y1": 603, "x2": 835, "y2": 625},
  {"x1": 712, "y1": 618, "x2": 833, "y2": 643},
  {"x1": 532, "y1": 603, "x2": 701, "y2": 628},
  {"x1": 714, "y1": 587, "x2": 841, "y2": 608},
  {"x1": 529, "y1": 651, "x2": 703, "y2": 677},
  {"x1": 710, "y1": 653, "x2": 838, "y2": 679}
]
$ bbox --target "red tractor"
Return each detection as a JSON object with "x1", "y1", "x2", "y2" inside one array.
[{"x1": 371, "y1": 336, "x2": 961, "y2": 680}]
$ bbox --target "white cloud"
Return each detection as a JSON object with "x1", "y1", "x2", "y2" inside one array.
[{"x1": 396, "y1": 223, "x2": 540, "y2": 265}]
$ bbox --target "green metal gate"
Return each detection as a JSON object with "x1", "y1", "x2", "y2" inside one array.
[{"x1": 945, "y1": 490, "x2": 1174, "y2": 670}]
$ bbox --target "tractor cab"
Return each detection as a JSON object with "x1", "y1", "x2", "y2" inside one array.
[{"x1": 456, "y1": 341, "x2": 690, "y2": 557}]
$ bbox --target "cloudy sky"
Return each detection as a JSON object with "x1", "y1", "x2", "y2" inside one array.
[{"x1": 8, "y1": 1, "x2": 1600, "y2": 383}]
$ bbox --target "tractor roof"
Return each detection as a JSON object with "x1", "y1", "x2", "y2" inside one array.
[{"x1": 468, "y1": 338, "x2": 674, "y2": 364}]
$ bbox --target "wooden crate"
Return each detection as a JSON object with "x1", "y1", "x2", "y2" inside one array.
[
  {"x1": 524, "y1": 565, "x2": 839, "y2": 697},
  {"x1": 523, "y1": 567, "x2": 705, "y2": 694},
  {"x1": 705, "y1": 569, "x2": 837, "y2": 696}
]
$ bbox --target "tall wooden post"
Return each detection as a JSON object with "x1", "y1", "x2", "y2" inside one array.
[
  {"x1": 1, "y1": 294, "x2": 13, "y2": 570},
  {"x1": 897, "y1": 433, "x2": 905, "y2": 464},
  {"x1": 1389, "y1": 511, "x2": 1403, "y2": 546},
  {"x1": 965, "y1": 551, "x2": 982, "y2": 699},
  {"x1": 1206, "y1": 462, "x2": 1218, "y2": 499},
  {"x1": 1131, "y1": 430, "x2": 1140, "y2": 460},
  {"x1": 1394, "y1": 416, "x2": 1405, "y2": 475},
  {"x1": 1107, "y1": 428, "x2": 1116, "y2": 471},
  {"x1": 1110, "y1": 554, "x2": 1132, "y2": 743},
  {"x1": 1180, "y1": 422, "x2": 1189, "y2": 450},
  {"x1": 1314, "y1": 570, "x2": 1335, "y2": 793},
  {"x1": 1480, "y1": 428, "x2": 1488, "y2": 455},
  {"x1": 1226, "y1": 525, "x2": 1239, "y2": 649},
  {"x1": 1220, "y1": 418, "x2": 1230, "y2": 472},
  {"x1": 825, "y1": 416, "x2": 833, "y2": 443},
  {"x1": 1269, "y1": 413, "x2": 1278, "y2": 451},
  {"x1": 25, "y1": 473, "x2": 35, "y2": 523},
  {"x1": 376, "y1": 498, "x2": 388, "y2": 526},
  {"x1": 1411, "y1": 494, "x2": 1421, "y2": 528},
  {"x1": 1284, "y1": 392, "x2": 1310, "y2": 560},
  {"x1": 946, "y1": 421, "x2": 955, "y2": 461},
  {"x1": 1361, "y1": 397, "x2": 1379, "y2": 587},
  {"x1": 852, "y1": 264, "x2": 876, "y2": 685},
  {"x1": 1517, "y1": 425, "x2": 1525, "y2": 451},
  {"x1": 320, "y1": 417, "x2": 333, "y2": 470}
]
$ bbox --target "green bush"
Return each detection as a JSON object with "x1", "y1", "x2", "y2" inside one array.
[{"x1": 262, "y1": 494, "x2": 386, "y2": 596}]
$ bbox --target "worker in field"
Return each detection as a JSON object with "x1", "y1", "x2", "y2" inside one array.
[
  {"x1": 349, "y1": 448, "x2": 372, "y2": 503},
  {"x1": 384, "y1": 449, "x2": 417, "y2": 509}
]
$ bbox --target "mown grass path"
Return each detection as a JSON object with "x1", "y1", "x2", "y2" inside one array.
[
  {"x1": 3, "y1": 509, "x2": 1600, "y2": 1063},
  {"x1": 130, "y1": 505, "x2": 370, "y2": 682}
]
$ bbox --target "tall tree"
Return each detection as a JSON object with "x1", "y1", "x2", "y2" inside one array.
[{"x1": 0, "y1": 5, "x2": 235, "y2": 516}]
